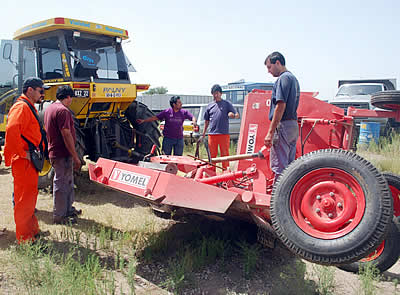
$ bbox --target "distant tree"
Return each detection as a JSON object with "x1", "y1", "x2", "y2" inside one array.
[{"x1": 144, "y1": 86, "x2": 168, "y2": 95}]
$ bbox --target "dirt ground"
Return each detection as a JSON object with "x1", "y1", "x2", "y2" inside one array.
[{"x1": 0, "y1": 160, "x2": 399, "y2": 294}]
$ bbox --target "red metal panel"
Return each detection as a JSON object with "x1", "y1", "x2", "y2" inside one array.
[
  {"x1": 89, "y1": 157, "x2": 239, "y2": 213},
  {"x1": 89, "y1": 158, "x2": 163, "y2": 201},
  {"x1": 237, "y1": 90, "x2": 352, "y2": 179},
  {"x1": 152, "y1": 173, "x2": 239, "y2": 213}
]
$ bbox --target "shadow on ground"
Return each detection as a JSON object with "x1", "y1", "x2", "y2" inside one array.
[{"x1": 135, "y1": 215, "x2": 318, "y2": 294}]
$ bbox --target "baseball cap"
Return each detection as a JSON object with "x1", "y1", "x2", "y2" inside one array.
[{"x1": 23, "y1": 77, "x2": 50, "y2": 90}]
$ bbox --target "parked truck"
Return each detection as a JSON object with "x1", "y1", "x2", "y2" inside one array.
[
  {"x1": 328, "y1": 79, "x2": 398, "y2": 138},
  {"x1": 0, "y1": 17, "x2": 161, "y2": 187}
]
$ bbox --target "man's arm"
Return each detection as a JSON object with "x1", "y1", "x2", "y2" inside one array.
[
  {"x1": 201, "y1": 120, "x2": 210, "y2": 137},
  {"x1": 60, "y1": 128, "x2": 82, "y2": 170},
  {"x1": 264, "y1": 101, "x2": 286, "y2": 148},
  {"x1": 192, "y1": 116, "x2": 197, "y2": 127},
  {"x1": 137, "y1": 116, "x2": 158, "y2": 124}
]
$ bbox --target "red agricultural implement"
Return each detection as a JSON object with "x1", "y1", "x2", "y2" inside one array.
[{"x1": 89, "y1": 90, "x2": 400, "y2": 270}]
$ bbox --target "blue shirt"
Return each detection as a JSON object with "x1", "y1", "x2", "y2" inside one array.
[
  {"x1": 269, "y1": 71, "x2": 300, "y2": 121},
  {"x1": 157, "y1": 108, "x2": 193, "y2": 139},
  {"x1": 204, "y1": 100, "x2": 236, "y2": 135}
]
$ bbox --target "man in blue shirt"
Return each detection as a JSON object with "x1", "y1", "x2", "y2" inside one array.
[
  {"x1": 264, "y1": 52, "x2": 300, "y2": 179},
  {"x1": 201, "y1": 84, "x2": 239, "y2": 169}
]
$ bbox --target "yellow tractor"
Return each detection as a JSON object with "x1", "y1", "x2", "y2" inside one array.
[{"x1": 0, "y1": 17, "x2": 161, "y2": 187}]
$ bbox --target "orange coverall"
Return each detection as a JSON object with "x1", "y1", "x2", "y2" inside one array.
[{"x1": 4, "y1": 95, "x2": 42, "y2": 243}]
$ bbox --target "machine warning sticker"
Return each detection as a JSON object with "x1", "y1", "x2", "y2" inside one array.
[
  {"x1": 110, "y1": 168, "x2": 150, "y2": 189},
  {"x1": 246, "y1": 124, "x2": 258, "y2": 154}
]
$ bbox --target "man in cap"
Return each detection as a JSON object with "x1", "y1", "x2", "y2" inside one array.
[
  {"x1": 200, "y1": 84, "x2": 239, "y2": 170},
  {"x1": 4, "y1": 77, "x2": 49, "y2": 243},
  {"x1": 44, "y1": 85, "x2": 83, "y2": 225}
]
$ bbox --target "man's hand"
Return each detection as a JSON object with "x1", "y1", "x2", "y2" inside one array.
[
  {"x1": 197, "y1": 135, "x2": 205, "y2": 143},
  {"x1": 73, "y1": 156, "x2": 82, "y2": 171},
  {"x1": 228, "y1": 112, "x2": 240, "y2": 119},
  {"x1": 264, "y1": 131, "x2": 274, "y2": 148}
]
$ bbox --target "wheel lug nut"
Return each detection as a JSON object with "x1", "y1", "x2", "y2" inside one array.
[
  {"x1": 328, "y1": 213, "x2": 333, "y2": 218},
  {"x1": 329, "y1": 192, "x2": 334, "y2": 197},
  {"x1": 316, "y1": 208, "x2": 320, "y2": 213},
  {"x1": 337, "y1": 202, "x2": 343, "y2": 208},
  {"x1": 316, "y1": 195, "x2": 321, "y2": 200}
]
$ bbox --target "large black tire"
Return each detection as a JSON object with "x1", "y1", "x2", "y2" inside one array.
[
  {"x1": 124, "y1": 101, "x2": 161, "y2": 158},
  {"x1": 270, "y1": 149, "x2": 393, "y2": 265},
  {"x1": 338, "y1": 218, "x2": 400, "y2": 273},
  {"x1": 38, "y1": 163, "x2": 54, "y2": 190},
  {"x1": 371, "y1": 90, "x2": 400, "y2": 110},
  {"x1": 383, "y1": 172, "x2": 400, "y2": 217}
]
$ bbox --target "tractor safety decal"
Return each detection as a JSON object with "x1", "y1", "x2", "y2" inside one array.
[
  {"x1": 110, "y1": 168, "x2": 150, "y2": 189},
  {"x1": 246, "y1": 124, "x2": 258, "y2": 154}
]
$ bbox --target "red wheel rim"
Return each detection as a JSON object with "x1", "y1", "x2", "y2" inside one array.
[
  {"x1": 360, "y1": 241, "x2": 385, "y2": 262},
  {"x1": 359, "y1": 182, "x2": 399, "y2": 263},
  {"x1": 389, "y1": 184, "x2": 400, "y2": 217},
  {"x1": 290, "y1": 168, "x2": 366, "y2": 239}
]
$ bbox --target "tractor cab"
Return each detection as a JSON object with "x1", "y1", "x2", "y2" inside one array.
[
  {"x1": 0, "y1": 17, "x2": 148, "y2": 119},
  {"x1": 0, "y1": 18, "x2": 159, "y2": 169}
]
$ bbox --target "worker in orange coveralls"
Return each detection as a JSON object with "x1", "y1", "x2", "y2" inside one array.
[{"x1": 4, "y1": 77, "x2": 49, "y2": 243}]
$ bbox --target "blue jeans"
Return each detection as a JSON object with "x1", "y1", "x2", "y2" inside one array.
[
  {"x1": 270, "y1": 120, "x2": 299, "y2": 177},
  {"x1": 162, "y1": 137, "x2": 184, "y2": 156}
]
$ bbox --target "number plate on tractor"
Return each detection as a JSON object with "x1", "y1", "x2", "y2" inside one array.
[{"x1": 74, "y1": 89, "x2": 90, "y2": 98}]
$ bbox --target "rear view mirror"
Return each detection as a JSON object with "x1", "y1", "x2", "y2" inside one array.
[{"x1": 3, "y1": 43, "x2": 12, "y2": 60}]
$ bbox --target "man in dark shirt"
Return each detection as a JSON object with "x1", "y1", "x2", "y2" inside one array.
[
  {"x1": 264, "y1": 52, "x2": 300, "y2": 179},
  {"x1": 137, "y1": 96, "x2": 196, "y2": 156},
  {"x1": 44, "y1": 85, "x2": 82, "y2": 225}
]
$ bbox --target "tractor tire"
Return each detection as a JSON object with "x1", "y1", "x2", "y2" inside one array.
[
  {"x1": 38, "y1": 164, "x2": 54, "y2": 190},
  {"x1": 338, "y1": 218, "x2": 400, "y2": 273},
  {"x1": 337, "y1": 172, "x2": 400, "y2": 273},
  {"x1": 270, "y1": 149, "x2": 393, "y2": 265},
  {"x1": 371, "y1": 90, "x2": 400, "y2": 110},
  {"x1": 124, "y1": 101, "x2": 161, "y2": 159},
  {"x1": 383, "y1": 172, "x2": 400, "y2": 217}
]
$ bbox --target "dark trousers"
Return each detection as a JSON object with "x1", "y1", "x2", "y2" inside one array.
[{"x1": 51, "y1": 157, "x2": 74, "y2": 218}]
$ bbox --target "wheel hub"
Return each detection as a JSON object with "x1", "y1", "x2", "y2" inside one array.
[{"x1": 291, "y1": 168, "x2": 366, "y2": 239}]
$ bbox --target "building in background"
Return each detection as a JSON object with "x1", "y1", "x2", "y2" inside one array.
[
  {"x1": 136, "y1": 94, "x2": 212, "y2": 113},
  {"x1": 137, "y1": 80, "x2": 274, "y2": 113},
  {"x1": 221, "y1": 79, "x2": 274, "y2": 104}
]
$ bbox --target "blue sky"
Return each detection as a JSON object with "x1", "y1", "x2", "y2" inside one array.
[{"x1": 1, "y1": 0, "x2": 399, "y2": 100}]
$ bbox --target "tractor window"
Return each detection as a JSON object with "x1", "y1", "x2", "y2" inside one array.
[
  {"x1": 38, "y1": 37, "x2": 63, "y2": 80},
  {"x1": 66, "y1": 34, "x2": 134, "y2": 81}
]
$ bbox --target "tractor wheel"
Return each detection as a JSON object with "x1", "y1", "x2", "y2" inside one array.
[
  {"x1": 338, "y1": 172, "x2": 400, "y2": 272},
  {"x1": 38, "y1": 161, "x2": 54, "y2": 190},
  {"x1": 124, "y1": 101, "x2": 161, "y2": 159},
  {"x1": 270, "y1": 149, "x2": 393, "y2": 265},
  {"x1": 338, "y1": 218, "x2": 400, "y2": 273},
  {"x1": 371, "y1": 90, "x2": 400, "y2": 110}
]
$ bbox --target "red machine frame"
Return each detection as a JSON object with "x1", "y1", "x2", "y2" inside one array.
[{"x1": 89, "y1": 90, "x2": 399, "y2": 266}]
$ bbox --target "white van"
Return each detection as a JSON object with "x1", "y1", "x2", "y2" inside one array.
[{"x1": 182, "y1": 103, "x2": 243, "y2": 144}]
